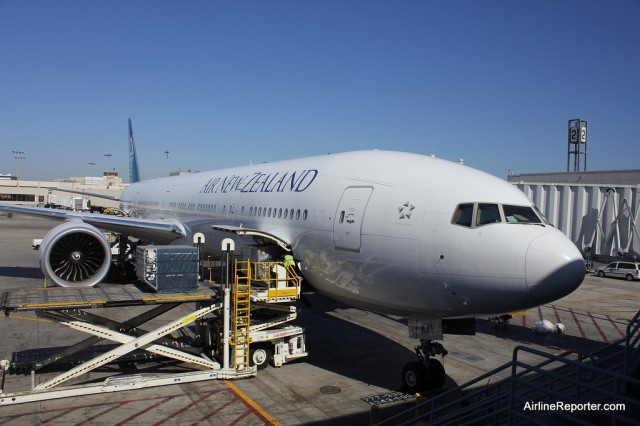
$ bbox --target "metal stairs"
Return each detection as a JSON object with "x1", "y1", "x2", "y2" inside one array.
[
  {"x1": 232, "y1": 259, "x2": 251, "y2": 370},
  {"x1": 376, "y1": 308, "x2": 640, "y2": 425}
]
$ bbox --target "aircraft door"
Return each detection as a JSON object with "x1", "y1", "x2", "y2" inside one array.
[
  {"x1": 333, "y1": 187, "x2": 373, "y2": 251},
  {"x1": 419, "y1": 211, "x2": 446, "y2": 273}
]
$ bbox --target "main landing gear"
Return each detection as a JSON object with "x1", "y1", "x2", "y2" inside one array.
[{"x1": 402, "y1": 340, "x2": 447, "y2": 393}]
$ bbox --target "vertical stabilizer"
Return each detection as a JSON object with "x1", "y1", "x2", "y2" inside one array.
[{"x1": 128, "y1": 118, "x2": 141, "y2": 183}]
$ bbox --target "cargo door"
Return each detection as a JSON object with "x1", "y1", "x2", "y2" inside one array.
[{"x1": 333, "y1": 187, "x2": 373, "y2": 251}]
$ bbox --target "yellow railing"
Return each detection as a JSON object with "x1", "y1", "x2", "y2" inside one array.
[{"x1": 249, "y1": 261, "x2": 301, "y2": 301}]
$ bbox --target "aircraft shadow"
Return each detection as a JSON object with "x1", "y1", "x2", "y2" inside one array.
[
  {"x1": 476, "y1": 318, "x2": 609, "y2": 354},
  {"x1": 0, "y1": 266, "x2": 44, "y2": 280},
  {"x1": 297, "y1": 292, "x2": 460, "y2": 392}
]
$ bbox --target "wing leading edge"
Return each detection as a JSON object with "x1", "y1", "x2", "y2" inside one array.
[{"x1": 0, "y1": 203, "x2": 186, "y2": 244}]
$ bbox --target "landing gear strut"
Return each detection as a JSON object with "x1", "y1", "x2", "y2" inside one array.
[{"x1": 402, "y1": 340, "x2": 447, "y2": 393}]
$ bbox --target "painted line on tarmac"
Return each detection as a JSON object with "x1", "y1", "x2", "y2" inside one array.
[
  {"x1": 0, "y1": 387, "x2": 271, "y2": 425},
  {"x1": 191, "y1": 393, "x2": 239, "y2": 425},
  {"x1": 587, "y1": 311, "x2": 609, "y2": 343},
  {"x1": 78, "y1": 401, "x2": 129, "y2": 425},
  {"x1": 225, "y1": 380, "x2": 281, "y2": 426},
  {"x1": 606, "y1": 314, "x2": 626, "y2": 338},
  {"x1": 114, "y1": 395, "x2": 174, "y2": 426},
  {"x1": 151, "y1": 389, "x2": 228, "y2": 426},
  {"x1": 568, "y1": 308, "x2": 586, "y2": 339},
  {"x1": 3, "y1": 314, "x2": 52, "y2": 323}
]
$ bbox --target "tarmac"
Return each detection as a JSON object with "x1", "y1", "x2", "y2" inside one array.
[{"x1": 0, "y1": 214, "x2": 637, "y2": 425}]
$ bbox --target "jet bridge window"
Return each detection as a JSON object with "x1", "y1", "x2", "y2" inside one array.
[
  {"x1": 476, "y1": 203, "x2": 501, "y2": 226},
  {"x1": 503, "y1": 205, "x2": 542, "y2": 224},
  {"x1": 452, "y1": 203, "x2": 474, "y2": 227}
]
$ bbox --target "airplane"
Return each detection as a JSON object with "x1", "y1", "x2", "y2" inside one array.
[{"x1": 0, "y1": 121, "x2": 586, "y2": 391}]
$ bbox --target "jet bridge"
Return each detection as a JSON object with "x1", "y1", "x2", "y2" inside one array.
[{"x1": 0, "y1": 258, "x2": 306, "y2": 405}]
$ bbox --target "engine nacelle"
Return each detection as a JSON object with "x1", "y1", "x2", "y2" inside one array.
[{"x1": 39, "y1": 221, "x2": 112, "y2": 287}]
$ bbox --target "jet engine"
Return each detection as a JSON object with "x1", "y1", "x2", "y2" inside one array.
[{"x1": 39, "y1": 221, "x2": 112, "y2": 287}]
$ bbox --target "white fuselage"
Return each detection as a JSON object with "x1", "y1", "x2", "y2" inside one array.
[{"x1": 120, "y1": 151, "x2": 585, "y2": 318}]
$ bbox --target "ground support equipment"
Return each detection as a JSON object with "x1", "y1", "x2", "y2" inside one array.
[
  {"x1": 0, "y1": 284, "x2": 256, "y2": 405},
  {"x1": 208, "y1": 260, "x2": 308, "y2": 370}
]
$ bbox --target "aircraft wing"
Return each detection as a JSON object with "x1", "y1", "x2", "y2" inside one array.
[{"x1": 0, "y1": 203, "x2": 186, "y2": 244}]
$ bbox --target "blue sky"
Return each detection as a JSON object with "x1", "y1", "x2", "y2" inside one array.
[{"x1": 1, "y1": 1, "x2": 638, "y2": 181}]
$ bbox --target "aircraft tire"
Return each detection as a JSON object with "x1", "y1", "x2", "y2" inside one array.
[
  {"x1": 402, "y1": 362, "x2": 426, "y2": 393},
  {"x1": 425, "y1": 358, "x2": 446, "y2": 389}
]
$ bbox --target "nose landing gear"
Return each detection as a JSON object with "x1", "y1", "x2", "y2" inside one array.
[{"x1": 401, "y1": 340, "x2": 447, "y2": 393}]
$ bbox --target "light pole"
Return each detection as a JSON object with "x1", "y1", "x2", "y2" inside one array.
[
  {"x1": 164, "y1": 150, "x2": 170, "y2": 176},
  {"x1": 104, "y1": 153, "x2": 112, "y2": 174},
  {"x1": 12, "y1": 150, "x2": 25, "y2": 185}
]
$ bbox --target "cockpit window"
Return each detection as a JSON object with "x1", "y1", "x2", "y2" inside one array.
[
  {"x1": 533, "y1": 205, "x2": 549, "y2": 224},
  {"x1": 503, "y1": 205, "x2": 542, "y2": 224},
  {"x1": 453, "y1": 203, "x2": 544, "y2": 228},
  {"x1": 476, "y1": 204, "x2": 501, "y2": 226},
  {"x1": 452, "y1": 203, "x2": 474, "y2": 227}
]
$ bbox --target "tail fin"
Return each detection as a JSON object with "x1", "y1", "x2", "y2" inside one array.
[{"x1": 128, "y1": 118, "x2": 141, "y2": 183}]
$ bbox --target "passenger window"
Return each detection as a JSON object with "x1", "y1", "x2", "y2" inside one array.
[
  {"x1": 476, "y1": 204, "x2": 501, "y2": 226},
  {"x1": 452, "y1": 203, "x2": 474, "y2": 227},
  {"x1": 503, "y1": 205, "x2": 542, "y2": 224}
]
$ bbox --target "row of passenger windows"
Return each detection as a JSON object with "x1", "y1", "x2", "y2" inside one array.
[
  {"x1": 247, "y1": 206, "x2": 309, "y2": 221},
  {"x1": 452, "y1": 203, "x2": 543, "y2": 228},
  {"x1": 166, "y1": 201, "x2": 310, "y2": 221}
]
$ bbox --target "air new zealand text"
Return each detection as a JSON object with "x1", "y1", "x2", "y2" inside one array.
[{"x1": 199, "y1": 169, "x2": 318, "y2": 194}]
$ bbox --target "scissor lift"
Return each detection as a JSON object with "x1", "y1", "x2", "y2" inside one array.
[
  {"x1": 0, "y1": 258, "x2": 306, "y2": 405},
  {"x1": 0, "y1": 283, "x2": 256, "y2": 405}
]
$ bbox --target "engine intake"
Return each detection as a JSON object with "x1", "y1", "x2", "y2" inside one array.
[{"x1": 40, "y1": 221, "x2": 112, "y2": 287}]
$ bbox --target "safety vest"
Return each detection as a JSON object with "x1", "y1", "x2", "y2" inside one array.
[{"x1": 284, "y1": 255, "x2": 295, "y2": 268}]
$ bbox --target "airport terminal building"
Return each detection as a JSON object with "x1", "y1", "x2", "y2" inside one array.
[
  {"x1": 508, "y1": 169, "x2": 640, "y2": 260},
  {"x1": 0, "y1": 172, "x2": 125, "y2": 210}
]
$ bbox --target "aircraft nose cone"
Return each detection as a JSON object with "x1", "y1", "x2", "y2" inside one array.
[{"x1": 525, "y1": 231, "x2": 585, "y2": 306}]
